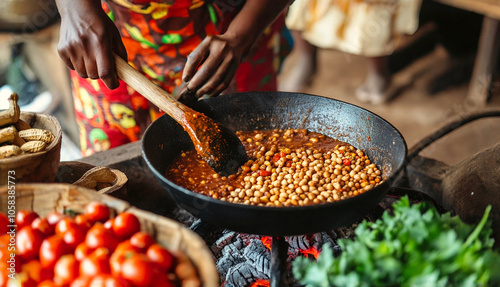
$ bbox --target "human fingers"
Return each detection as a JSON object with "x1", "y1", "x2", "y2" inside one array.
[
  {"x1": 195, "y1": 56, "x2": 237, "y2": 97},
  {"x1": 182, "y1": 37, "x2": 210, "y2": 83},
  {"x1": 185, "y1": 40, "x2": 233, "y2": 95},
  {"x1": 210, "y1": 63, "x2": 238, "y2": 97},
  {"x1": 95, "y1": 35, "x2": 127, "y2": 89}
]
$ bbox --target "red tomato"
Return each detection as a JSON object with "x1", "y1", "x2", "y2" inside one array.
[
  {"x1": 342, "y1": 158, "x2": 351, "y2": 166},
  {"x1": 74, "y1": 242, "x2": 93, "y2": 261},
  {"x1": 85, "y1": 224, "x2": 119, "y2": 251},
  {"x1": 16, "y1": 226, "x2": 44, "y2": 261},
  {"x1": 112, "y1": 213, "x2": 141, "y2": 239},
  {"x1": 0, "y1": 262, "x2": 8, "y2": 287},
  {"x1": 146, "y1": 244, "x2": 176, "y2": 272},
  {"x1": 0, "y1": 213, "x2": 9, "y2": 235},
  {"x1": 103, "y1": 218, "x2": 114, "y2": 232},
  {"x1": 121, "y1": 254, "x2": 155, "y2": 287},
  {"x1": 151, "y1": 269, "x2": 176, "y2": 287},
  {"x1": 75, "y1": 215, "x2": 92, "y2": 231},
  {"x1": 39, "y1": 235, "x2": 71, "y2": 269},
  {"x1": 62, "y1": 225, "x2": 86, "y2": 249},
  {"x1": 114, "y1": 240, "x2": 139, "y2": 255},
  {"x1": 55, "y1": 218, "x2": 79, "y2": 235},
  {"x1": 79, "y1": 248, "x2": 111, "y2": 277},
  {"x1": 0, "y1": 247, "x2": 9, "y2": 263},
  {"x1": 0, "y1": 234, "x2": 9, "y2": 248},
  {"x1": 54, "y1": 254, "x2": 79, "y2": 285},
  {"x1": 16, "y1": 211, "x2": 39, "y2": 231},
  {"x1": 31, "y1": 218, "x2": 54, "y2": 236},
  {"x1": 130, "y1": 232, "x2": 154, "y2": 252},
  {"x1": 37, "y1": 281, "x2": 58, "y2": 287},
  {"x1": 6, "y1": 271, "x2": 37, "y2": 287},
  {"x1": 89, "y1": 274, "x2": 122, "y2": 287},
  {"x1": 21, "y1": 259, "x2": 49, "y2": 282},
  {"x1": 85, "y1": 202, "x2": 110, "y2": 223},
  {"x1": 109, "y1": 242, "x2": 138, "y2": 278},
  {"x1": 69, "y1": 276, "x2": 91, "y2": 287},
  {"x1": 45, "y1": 211, "x2": 66, "y2": 227}
]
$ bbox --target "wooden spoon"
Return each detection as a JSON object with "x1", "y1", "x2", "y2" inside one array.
[{"x1": 114, "y1": 55, "x2": 247, "y2": 175}]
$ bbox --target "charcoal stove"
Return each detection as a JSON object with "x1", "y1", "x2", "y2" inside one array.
[{"x1": 69, "y1": 102, "x2": 500, "y2": 287}]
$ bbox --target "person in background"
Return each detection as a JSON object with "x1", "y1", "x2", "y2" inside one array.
[
  {"x1": 280, "y1": 0, "x2": 421, "y2": 104},
  {"x1": 55, "y1": 0, "x2": 292, "y2": 156}
]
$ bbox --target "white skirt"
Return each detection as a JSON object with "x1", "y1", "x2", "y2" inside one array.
[{"x1": 286, "y1": 0, "x2": 422, "y2": 57}]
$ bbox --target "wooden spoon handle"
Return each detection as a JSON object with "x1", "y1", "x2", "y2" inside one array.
[{"x1": 114, "y1": 54, "x2": 187, "y2": 121}]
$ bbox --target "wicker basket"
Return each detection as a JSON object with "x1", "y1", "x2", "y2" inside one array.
[
  {"x1": 0, "y1": 183, "x2": 219, "y2": 287},
  {"x1": 0, "y1": 112, "x2": 62, "y2": 185}
]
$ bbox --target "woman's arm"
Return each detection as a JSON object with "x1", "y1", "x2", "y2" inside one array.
[
  {"x1": 182, "y1": 0, "x2": 293, "y2": 97},
  {"x1": 55, "y1": 0, "x2": 127, "y2": 89}
]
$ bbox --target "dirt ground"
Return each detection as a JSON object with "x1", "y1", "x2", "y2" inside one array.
[{"x1": 278, "y1": 44, "x2": 500, "y2": 167}]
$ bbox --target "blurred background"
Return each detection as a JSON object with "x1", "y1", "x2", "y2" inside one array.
[{"x1": 0, "y1": 0, "x2": 499, "y2": 166}]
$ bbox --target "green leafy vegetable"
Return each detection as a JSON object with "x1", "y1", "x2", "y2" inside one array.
[{"x1": 293, "y1": 197, "x2": 500, "y2": 287}]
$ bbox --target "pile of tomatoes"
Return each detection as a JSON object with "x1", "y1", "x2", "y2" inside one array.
[{"x1": 0, "y1": 202, "x2": 200, "y2": 287}]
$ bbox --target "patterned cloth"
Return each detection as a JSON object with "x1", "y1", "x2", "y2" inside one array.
[{"x1": 72, "y1": 0, "x2": 291, "y2": 156}]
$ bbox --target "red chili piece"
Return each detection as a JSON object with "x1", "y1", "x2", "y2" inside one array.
[{"x1": 258, "y1": 170, "x2": 271, "y2": 176}]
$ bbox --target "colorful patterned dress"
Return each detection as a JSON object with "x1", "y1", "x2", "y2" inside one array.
[{"x1": 72, "y1": 0, "x2": 291, "y2": 156}]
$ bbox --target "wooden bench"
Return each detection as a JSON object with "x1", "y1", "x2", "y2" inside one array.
[{"x1": 436, "y1": 0, "x2": 500, "y2": 106}]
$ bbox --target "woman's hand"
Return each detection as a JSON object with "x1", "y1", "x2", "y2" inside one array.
[
  {"x1": 56, "y1": 0, "x2": 127, "y2": 89},
  {"x1": 182, "y1": 33, "x2": 250, "y2": 98},
  {"x1": 182, "y1": 0, "x2": 292, "y2": 98}
]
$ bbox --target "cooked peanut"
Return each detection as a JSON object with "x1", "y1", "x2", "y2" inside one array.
[
  {"x1": 166, "y1": 128, "x2": 384, "y2": 207},
  {"x1": 19, "y1": 128, "x2": 55, "y2": 143},
  {"x1": 20, "y1": 140, "x2": 47, "y2": 153},
  {"x1": 0, "y1": 145, "x2": 22, "y2": 159}
]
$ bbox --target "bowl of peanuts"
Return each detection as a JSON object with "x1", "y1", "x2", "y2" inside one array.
[{"x1": 0, "y1": 94, "x2": 62, "y2": 184}]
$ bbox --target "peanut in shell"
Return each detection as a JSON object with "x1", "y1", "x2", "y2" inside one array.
[
  {"x1": 0, "y1": 126, "x2": 16, "y2": 144},
  {"x1": 0, "y1": 145, "x2": 22, "y2": 159},
  {"x1": 20, "y1": 140, "x2": 47, "y2": 153},
  {"x1": 19, "y1": 128, "x2": 55, "y2": 143}
]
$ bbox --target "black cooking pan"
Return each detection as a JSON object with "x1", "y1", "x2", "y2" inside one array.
[{"x1": 142, "y1": 92, "x2": 407, "y2": 236}]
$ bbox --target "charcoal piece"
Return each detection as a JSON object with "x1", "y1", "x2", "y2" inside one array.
[
  {"x1": 212, "y1": 230, "x2": 238, "y2": 255},
  {"x1": 319, "y1": 232, "x2": 336, "y2": 249},
  {"x1": 225, "y1": 263, "x2": 269, "y2": 287},
  {"x1": 171, "y1": 208, "x2": 197, "y2": 226},
  {"x1": 221, "y1": 238, "x2": 244, "y2": 258},
  {"x1": 243, "y1": 239, "x2": 270, "y2": 274},
  {"x1": 217, "y1": 252, "x2": 246, "y2": 279},
  {"x1": 333, "y1": 244, "x2": 342, "y2": 256},
  {"x1": 287, "y1": 233, "x2": 324, "y2": 250}
]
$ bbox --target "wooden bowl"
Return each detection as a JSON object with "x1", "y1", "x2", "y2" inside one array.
[
  {"x1": 0, "y1": 112, "x2": 62, "y2": 185},
  {"x1": 0, "y1": 183, "x2": 220, "y2": 286}
]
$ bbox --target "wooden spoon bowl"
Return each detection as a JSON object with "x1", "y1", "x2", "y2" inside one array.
[{"x1": 114, "y1": 55, "x2": 247, "y2": 175}]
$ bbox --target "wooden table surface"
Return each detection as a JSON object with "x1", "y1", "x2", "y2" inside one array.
[{"x1": 436, "y1": 0, "x2": 500, "y2": 19}]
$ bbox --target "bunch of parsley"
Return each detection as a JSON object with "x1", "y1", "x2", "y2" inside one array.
[{"x1": 293, "y1": 197, "x2": 500, "y2": 287}]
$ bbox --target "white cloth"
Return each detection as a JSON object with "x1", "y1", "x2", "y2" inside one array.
[{"x1": 286, "y1": 0, "x2": 422, "y2": 56}]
